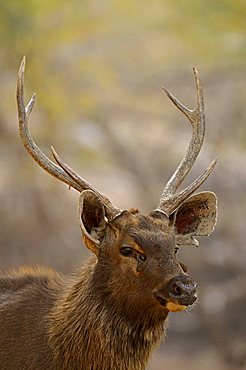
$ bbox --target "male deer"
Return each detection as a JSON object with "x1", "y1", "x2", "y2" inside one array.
[{"x1": 0, "y1": 57, "x2": 217, "y2": 370}]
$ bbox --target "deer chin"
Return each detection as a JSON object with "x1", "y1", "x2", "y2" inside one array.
[
  {"x1": 154, "y1": 295, "x2": 187, "y2": 312},
  {"x1": 165, "y1": 301, "x2": 186, "y2": 312}
]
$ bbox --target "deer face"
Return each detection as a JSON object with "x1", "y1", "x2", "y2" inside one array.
[{"x1": 79, "y1": 190, "x2": 217, "y2": 314}]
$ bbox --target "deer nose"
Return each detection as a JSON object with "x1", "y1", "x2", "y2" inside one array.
[{"x1": 167, "y1": 275, "x2": 197, "y2": 306}]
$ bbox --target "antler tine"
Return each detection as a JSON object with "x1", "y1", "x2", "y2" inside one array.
[
  {"x1": 158, "y1": 68, "x2": 215, "y2": 215},
  {"x1": 16, "y1": 57, "x2": 121, "y2": 220},
  {"x1": 17, "y1": 57, "x2": 82, "y2": 192},
  {"x1": 51, "y1": 147, "x2": 121, "y2": 218},
  {"x1": 157, "y1": 157, "x2": 218, "y2": 214}
]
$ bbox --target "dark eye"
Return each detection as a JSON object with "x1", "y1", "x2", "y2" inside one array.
[
  {"x1": 120, "y1": 246, "x2": 133, "y2": 257},
  {"x1": 137, "y1": 254, "x2": 146, "y2": 263},
  {"x1": 174, "y1": 247, "x2": 179, "y2": 255}
]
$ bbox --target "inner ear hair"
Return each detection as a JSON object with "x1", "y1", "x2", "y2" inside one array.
[{"x1": 78, "y1": 190, "x2": 107, "y2": 246}]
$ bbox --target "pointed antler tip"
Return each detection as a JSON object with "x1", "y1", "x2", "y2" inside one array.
[
  {"x1": 19, "y1": 56, "x2": 26, "y2": 73},
  {"x1": 193, "y1": 67, "x2": 202, "y2": 84},
  {"x1": 161, "y1": 86, "x2": 173, "y2": 100},
  {"x1": 29, "y1": 93, "x2": 36, "y2": 103},
  {"x1": 51, "y1": 146, "x2": 58, "y2": 161},
  {"x1": 51, "y1": 146, "x2": 62, "y2": 164},
  {"x1": 193, "y1": 67, "x2": 203, "y2": 89},
  {"x1": 161, "y1": 85, "x2": 168, "y2": 93},
  {"x1": 25, "y1": 93, "x2": 36, "y2": 116},
  {"x1": 51, "y1": 145, "x2": 57, "y2": 156},
  {"x1": 193, "y1": 66, "x2": 200, "y2": 76},
  {"x1": 212, "y1": 156, "x2": 218, "y2": 166},
  {"x1": 33, "y1": 93, "x2": 37, "y2": 101}
]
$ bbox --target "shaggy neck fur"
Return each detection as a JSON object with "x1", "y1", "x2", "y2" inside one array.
[{"x1": 48, "y1": 257, "x2": 168, "y2": 370}]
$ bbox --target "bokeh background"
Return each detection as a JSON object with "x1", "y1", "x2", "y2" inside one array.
[{"x1": 0, "y1": 1, "x2": 245, "y2": 369}]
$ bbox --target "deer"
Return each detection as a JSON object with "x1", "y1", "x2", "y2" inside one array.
[{"x1": 0, "y1": 57, "x2": 217, "y2": 370}]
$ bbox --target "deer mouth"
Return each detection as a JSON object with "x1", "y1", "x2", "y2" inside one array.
[
  {"x1": 155, "y1": 294, "x2": 197, "y2": 312},
  {"x1": 154, "y1": 295, "x2": 188, "y2": 312}
]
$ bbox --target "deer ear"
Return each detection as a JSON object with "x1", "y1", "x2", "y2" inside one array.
[
  {"x1": 78, "y1": 190, "x2": 107, "y2": 255},
  {"x1": 173, "y1": 191, "x2": 218, "y2": 247}
]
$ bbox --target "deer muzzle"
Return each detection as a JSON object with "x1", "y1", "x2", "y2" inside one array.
[{"x1": 154, "y1": 275, "x2": 197, "y2": 312}]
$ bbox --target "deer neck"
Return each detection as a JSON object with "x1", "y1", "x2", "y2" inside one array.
[{"x1": 48, "y1": 257, "x2": 168, "y2": 370}]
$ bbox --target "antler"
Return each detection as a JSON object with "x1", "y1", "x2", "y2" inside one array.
[
  {"x1": 157, "y1": 68, "x2": 217, "y2": 216},
  {"x1": 16, "y1": 57, "x2": 121, "y2": 220}
]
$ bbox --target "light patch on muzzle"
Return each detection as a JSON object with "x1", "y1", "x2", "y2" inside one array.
[{"x1": 166, "y1": 301, "x2": 186, "y2": 312}]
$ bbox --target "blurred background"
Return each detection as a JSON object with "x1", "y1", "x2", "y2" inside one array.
[{"x1": 0, "y1": 1, "x2": 245, "y2": 369}]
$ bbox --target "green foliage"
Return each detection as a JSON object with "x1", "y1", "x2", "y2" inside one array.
[{"x1": 0, "y1": 0, "x2": 245, "y2": 123}]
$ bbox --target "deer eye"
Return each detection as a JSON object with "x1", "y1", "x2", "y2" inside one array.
[{"x1": 120, "y1": 246, "x2": 134, "y2": 257}]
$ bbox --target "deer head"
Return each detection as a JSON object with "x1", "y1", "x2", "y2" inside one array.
[{"x1": 16, "y1": 57, "x2": 217, "y2": 314}]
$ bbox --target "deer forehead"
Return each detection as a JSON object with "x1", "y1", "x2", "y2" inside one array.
[{"x1": 114, "y1": 212, "x2": 175, "y2": 253}]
